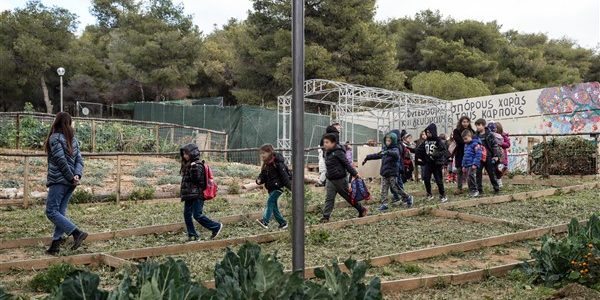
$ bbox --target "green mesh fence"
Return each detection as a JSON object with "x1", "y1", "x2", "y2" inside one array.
[{"x1": 132, "y1": 103, "x2": 379, "y2": 152}]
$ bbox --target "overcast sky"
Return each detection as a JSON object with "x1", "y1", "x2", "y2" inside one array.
[{"x1": 2, "y1": 0, "x2": 599, "y2": 49}]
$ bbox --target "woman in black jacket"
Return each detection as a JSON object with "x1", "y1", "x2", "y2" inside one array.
[
  {"x1": 452, "y1": 116, "x2": 475, "y2": 195},
  {"x1": 255, "y1": 144, "x2": 290, "y2": 229},
  {"x1": 180, "y1": 144, "x2": 222, "y2": 242}
]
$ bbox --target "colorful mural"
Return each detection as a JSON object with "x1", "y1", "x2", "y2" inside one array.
[{"x1": 537, "y1": 82, "x2": 600, "y2": 133}]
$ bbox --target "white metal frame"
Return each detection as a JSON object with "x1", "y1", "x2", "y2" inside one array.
[{"x1": 277, "y1": 79, "x2": 450, "y2": 161}]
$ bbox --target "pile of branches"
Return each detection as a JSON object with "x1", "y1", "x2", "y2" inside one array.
[{"x1": 531, "y1": 136, "x2": 597, "y2": 175}]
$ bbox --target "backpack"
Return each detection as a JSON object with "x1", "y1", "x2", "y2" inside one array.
[
  {"x1": 350, "y1": 178, "x2": 371, "y2": 205},
  {"x1": 476, "y1": 144, "x2": 487, "y2": 162},
  {"x1": 200, "y1": 161, "x2": 218, "y2": 200}
]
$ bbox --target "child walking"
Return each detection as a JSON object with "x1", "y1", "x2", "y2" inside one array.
[
  {"x1": 363, "y1": 132, "x2": 414, "y2": 211},
  {"x1": 321, "y1": 133, "x2": 368, "y2": 223},
  {"x1": 255, "y1": 144, "x2": 290, "y2": 229},
  {"x1": 180, "y1": 144, "x2": 223, "y2": 242},
  {"x1": 416, "y1": 123, "x2": 448, "y2": 203},
  {"x1": 474, "y1": 119, "x2": 502, "y2": 195},
  {"x1": 44, "y1": 112, "x2": 87, "y2": 255},
  {"x1": 461, "y1": 130, "x2": 483, "y2": 197}
]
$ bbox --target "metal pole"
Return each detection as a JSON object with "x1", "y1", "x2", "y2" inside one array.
[
  {"x1": 60, "y1": 76, "x2": 64, "y2": 112},
  {"x1": 291, "y1": 0, "x2": 305, "y2": 274}
]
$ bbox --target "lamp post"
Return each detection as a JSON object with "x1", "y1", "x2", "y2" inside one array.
[
  {"x1": 291, "y1": 0, "x2": 305, "y2": 274},
  {"x1": 57, "y1": 67, "x2": 65, "y2": 112}
]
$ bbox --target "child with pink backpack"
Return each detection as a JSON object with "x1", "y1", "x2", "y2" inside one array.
[
  {"x1": 487, "y1": 122, "x2": 510, "y2": 187},
  {"x1": 179, "y1": 144, "x2": 223, "y2": 242}
]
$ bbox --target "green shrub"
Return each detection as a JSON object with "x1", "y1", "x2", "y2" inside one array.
[
  {"x1": 527, "y1": 214, "x2": 600, "y2": 287},
  {"x1": 30, "y1": 263, "x2": 78, "y2": 293},
  {"x1": 0, "y1": 286, "x2": 14, "y2": 299},
  {"x1": 128, "y1": 187, "x2": 155, "y2": 201},
  {"x1": 308, "y1": 229, "x2": 331, "y2": 245},
  {"x1": 531, "y1": 137, "x2": 596, "y2": 175},
  {"x1": 156, "y1": 175, "x2": 181, "y2": 185},
  {"x1": 71, "y1": 189, "x2": 94, "y2": 204},
  {"x1": 402, "y1": 263, "x2": 422, "y2": 274},
  {"x1": 212, "y1": 164, "x2": 258, "y2": 179},
  {"x1": 82, "y1": 176, "x2": 104, "y2": 187},
  {"x1": 228, "y1": 181, "x2": 241, "y2": 195},
  {"x1": 0, "y1": 179, "x2": 19, "y2": 189}
]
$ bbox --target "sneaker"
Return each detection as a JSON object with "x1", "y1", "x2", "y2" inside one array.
[
  {"x1": 187, "y1": 236, "x2": 199, "y2": 243},
  {"x1": 453, "y1": 189, "x2": 464, "y2": 195},
  {"x1": 469, "y1": 191, "x2": 480, "y2": 198},
  {"x1": 497, "y1": 179, "x2": 503, "y2": 188},
  {"x1": 440, "y1": 196, "x2": 448, "y2": 203},
  {"x1": 359, "y1": 207, "x2": 368, "y2": 218},
  {"x1": 256, "y1": 219, "x2": 269, "y2": 229},
  {"x1": 70, "y1": 229, "x2": 88, "y2": 251},
  {"x1": 319, "y1": 217, "x2": 330, "y2": 224},
  {"x1": 378, "y1": 204, "x2": 389, "y2": 211},
  {"x1": 391, "y1": 198, "x2": 402, "y2": 205},
  {"x1": 278, "y1": 222, "x2": 288, "y2": 229},
  {"x1": 211, "y1": 223, "x2": 223, "y2": 239},
  {"x1": 314, "y1": 182, "x2": 325, "y2": 187},
  {"x1": 426, "y1": 194, "x2": 434, "y2": 201},
  {"x1": 405, "y1": 195, "x2": 414, "y2": 208}
]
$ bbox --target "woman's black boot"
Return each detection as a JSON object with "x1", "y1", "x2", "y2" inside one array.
[{"x1": 45, "y1": 239, "x2": 61, "y2": 256}]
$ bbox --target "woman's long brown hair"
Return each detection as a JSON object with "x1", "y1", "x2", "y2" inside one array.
[
  {"x1": 495, "y1": 122, "x2": 504, "y2": 135},
  {"x1": 44, "y1": 112, "x2": 74, "y2": 156},
  {"x1": 260, "y1": 144, "x2": 275, "y2": 170}
]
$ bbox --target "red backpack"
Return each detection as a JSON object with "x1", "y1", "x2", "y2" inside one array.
[
  {"x1": 201, "y1": 161, "x2": 218, "y2": 200},
  {"x1": 476, "y1": 144, "x2": 488, "y2": 162}
]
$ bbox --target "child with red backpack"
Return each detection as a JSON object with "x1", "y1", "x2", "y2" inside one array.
[
  {"x1": 180, "y1": 144, "x2": 223, "y2": 242},
  {"x1": 461, "y1": 130, "x2": 484, "y2": 197},
  {"x1": 255, "y1": 144, "x2": 290, "y2": 230}
]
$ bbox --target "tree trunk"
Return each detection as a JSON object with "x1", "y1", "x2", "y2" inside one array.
[
  {"x1": 41, "y1": 75, "x2": 53, "y2": 113},
  {"x1": 139, "y1": 82, "x2": 145, "y2": 102}
]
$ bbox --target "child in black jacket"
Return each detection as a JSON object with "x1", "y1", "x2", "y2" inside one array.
[
  {"x1": 321, "y1": 133, "x2": 368, "y2": 223},
  {"x1": 180, "y1": 144, "x2": 222, "y2": 242},
  {"x1": 363, "y1": 132, "x2": 414, "y2": 211},
  {"x1": 474, "y1": 119, "x2": 501, "y2": 194},
  {"x1": 416, "y1": 123, "x2": 448, "y2": 203},
  {"x1": 256, "y1": 144, "x2": 290, "y2": 229}
]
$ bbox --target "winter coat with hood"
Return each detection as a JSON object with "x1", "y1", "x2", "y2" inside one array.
[
  {"x1": 487, "y1": 123, "x2": 511, "y2": 165},
  {"x1": 477, "y1": 128, "x2": 502, "y2": 161},
  {"x1": 390, "y1": 129, "x2": 405, "y2": 172},
  {"x1": 365, "y1": 132, "x2": 401, "y2": 177},
  {"x1": 325, "y1": 144, "x2": 357, "y2": 180},
  {"x1": 453, "y1": 127, "x2": 475, "y2": 168},
  {"x1": 180, "y1": 143, "x2": 207, "y2": 202},
  {"x1": 462, "y1": 136, "x2": 483, "y2": 168},
  {"x1": 46, "y1": 132, "x2": 84, "y2": 187},
  {"x1": 416, "y1": 123, "x2": 449, "y2": 166},
  {"x1": 256, "y1": 152, "x2": 291, "y2": 193}
]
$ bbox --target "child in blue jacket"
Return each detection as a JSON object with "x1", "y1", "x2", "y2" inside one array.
[
  {"x1": 461, "y1": 130, "x2": 483, "y2": 198},
  {"x1": 362, "y1": 132, "x2": 414, "y2": 211}
]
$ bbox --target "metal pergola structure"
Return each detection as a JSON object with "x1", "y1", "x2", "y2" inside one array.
[{"x1": 277, "y1": 79, "x2": 451, "y2": 160}]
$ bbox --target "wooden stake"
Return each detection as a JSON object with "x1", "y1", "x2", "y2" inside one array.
[
  {"x1": 15, "y1": 114, "x2": 20, "y2": 149},
  {"x1": 23, "y1": 156, "x2": 29, "y2": 209},
  {"x1": 91, "y1": 120, "x2": 96, "y2": 152},
  {"x1": 116, "y1": 155, "x2": 121, "y2": 205},
  {"x1": 224, "y1": 134, "x2": 229, "y2": 161}
]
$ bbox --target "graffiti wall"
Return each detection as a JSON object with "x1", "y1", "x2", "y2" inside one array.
[{"x1": 404, "y1": 82, "x2": 600, "y2": 171}]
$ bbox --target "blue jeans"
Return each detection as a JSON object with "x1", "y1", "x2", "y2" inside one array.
[
  {"x1": 262, "y1": 190, "x2": 286, "y2": 225},
  {"x1": 183, "y1": 199, "x2": 220, "y2": 237},
  {"x1": 45, "y1": 184, "x2": 77, "y2": 241}
]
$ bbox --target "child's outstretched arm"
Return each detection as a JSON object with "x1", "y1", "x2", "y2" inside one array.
[{"x1": 362, "y1": 152, "x2": 382, "y2": 165}]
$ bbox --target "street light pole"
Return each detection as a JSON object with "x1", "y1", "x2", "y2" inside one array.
[
  {"x1": 57, "y1": 67, "x2": 65, "y2": 112},
  {"x1": 291, "y1": 0, "x2": 305, "y2": 275}
]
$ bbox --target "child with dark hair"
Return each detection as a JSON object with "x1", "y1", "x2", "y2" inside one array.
[
  {"x1": 316, "y1": 123, "x2": 342, "y2": 187},
  {"x1": 461, "y1": 130, "x2": 483, "y2": 197},
  {"x1": 401, "y1": 133, "x2": 415, "y2": 182},
  {"x1": 256, "y1": 144, "x2": 291, "y2": 230},
  {"x1": 452, "y1": 116, "x2": 475, "y2": 195},
  {"x1": 321, "y1": 133, "x2": 367, "y2": 223},
  {"x1": 474, "y1": 119, "x2": 501, "y2": 194},
  {"x1": 363, "y1": 132, "x2": 414, "y2": 211},
  {"x1": 416, "y1": 123, "x2": 448, "y2": 203},
  {"x1": 488, "y1": 122, "x2": 510, "y2": 187},
  {"x1": 180, "y1": 144, "x2": 223, "y2": 241}
]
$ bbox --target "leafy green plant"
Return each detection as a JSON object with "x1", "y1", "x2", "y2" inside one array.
[
  {"x1": 309, "y1": 258, "x2": 382, "y2": 299},
  {"x1": 71, "y1": 189, "x2": 94, "y2": 204},
  {"x1": 132, "y1": 163, "x2": 156, "y2": 178},
  {"x1": 128, "y1": 187, "x2": 155, "y2": 201},
  {"x1": 228, "y1": 180, "x2": 241, "y2": 195},
  {"x1": 308, "y1": 229, "x2": 331, "y2": 245},
  {"x1": 30, "y1": 263, "x2": 78, "y2": 293},
  {"x1": 133, "y1": 178, "x2": 150, "y2": 188},
  {"x1": 402, "y1": 263, "x2": 422, "y2": 274},
  {"x1": 527, "y1": 214, "x2": 600, "y2": 287},
  {"x1": 0, "y1": 179, "x2": 19, "y2": 189},
  {"x1": 49, "y1": 270, "x2": 109, "y2": 299},
  {"x1": 156, "y1": 175, "x2": 180, "y2": 185}
]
